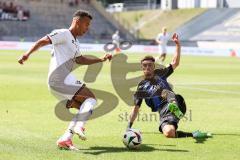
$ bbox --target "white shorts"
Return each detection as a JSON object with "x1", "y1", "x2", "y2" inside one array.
[
  {"x1": 48, "y1": 73, "x2": 85, "y2": 101},
  {"x1": 159, "y1": 45, "x2": 167, "y2": 54},
  {"x1": 112, "y1": 40, "x2": 120, "y2": 48}
]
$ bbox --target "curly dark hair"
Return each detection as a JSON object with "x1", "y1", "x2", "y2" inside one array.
[{"x1": 73, "y1": 10, "x2": 92, "y2": 20}]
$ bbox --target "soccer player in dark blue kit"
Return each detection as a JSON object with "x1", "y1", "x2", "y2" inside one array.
[{"x1": 127, "y1": 33, "x2": 211, "y2": 138}]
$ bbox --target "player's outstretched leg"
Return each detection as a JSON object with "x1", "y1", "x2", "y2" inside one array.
[
  {"x1": 192, "y1": 130, "x2": 212, "y2": 138},
  {"x1": 69, "y1": 86, "x2": 96, "y2": 141},
  {"x1": 57, "y1": 86, "x2": 96, "y2": 149},
  {"x1": 56, "y1": 100, "x2": 80, "y2": 150},
  {"x1": 72, "y1": 97, "x2": 96, "y2": 141},
  {"x1": 161, "y1": 89, "x2": 184, "y2": 119},
  {"x1": 168, "y1": 103, "x2": 184, "y2": 119}
]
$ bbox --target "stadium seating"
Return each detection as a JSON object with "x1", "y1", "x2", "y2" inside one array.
[
  {"x1": 191, "y1": 10, "x2": 240, "y2": 41},
  {"x1": 0, "y1": 0, "x2": 117, "y2": 42},
  {"x1": 123, "y1": 0, "x2": 157, "y2": 10},
  {"x1": 175, "y1": 8, "x2": 240, "y2": 41},
  {"x1": 0, "y1": 1, "x2": 30, "y2": 21}
]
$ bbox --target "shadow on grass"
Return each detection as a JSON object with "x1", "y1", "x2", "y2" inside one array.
[
  {"x1": 141, "y1": 131, "x2": 160, "y2": 135},
  {"x1": 194, "y1": 137, "x2": 208, "y2": 144},
  {"x1": 80, "y1": 144, "x2": 189, "y2": 155},
  {"x1": 194, "y1": 133, "x2": 240, "y2": 143},
  {"x1": 145, "y1": 143, "x2": 176, "y2": 147}
]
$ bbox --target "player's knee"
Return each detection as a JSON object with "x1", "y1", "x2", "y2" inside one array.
[
  {"x1": 85, "y1": 97, "x2": 97, "y2": 105},
  {"x1": 164, "y1": 130, "x2": 175, "y2": 138},
  {"x1": 163, "y1": 127, "x2": 176, "y2": 138},
  {"x1": 91, "y1": 97, "x2": 97, "y2": 105},
  {"x1": 87, "y1": 98, "x2": 97, "y2": 114}
]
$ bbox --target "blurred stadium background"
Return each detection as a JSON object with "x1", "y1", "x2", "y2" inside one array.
[
  {"x1": 1, "y1": 1, "x2": 240, "y2": 160},
  {"x1": 0, "y1": 0, "x2": 239, "y2": 57}
]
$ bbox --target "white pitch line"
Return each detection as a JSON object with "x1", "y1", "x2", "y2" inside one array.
[
  {"x1": 174, "y1": 82, "x2": 240, "y2": 86},
  {"x1": 176, "y1": 86, "x2": 240, "y2": 95}
]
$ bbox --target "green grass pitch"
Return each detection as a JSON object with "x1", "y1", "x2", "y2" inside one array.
[{"x1": 0, "y1": 50, "x2": 240, "y2": 160}]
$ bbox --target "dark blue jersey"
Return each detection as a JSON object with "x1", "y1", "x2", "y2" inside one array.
[{"x1": 133, "y1": 64, "x2": 174, "y2": 112}]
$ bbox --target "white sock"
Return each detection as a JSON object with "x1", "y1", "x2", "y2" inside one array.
[
  {"x1": 59, "y1": 115, "x2": 78, "y2": 141},
  {"x1": 59, "y1": 98, "x2": 96, "y2": 141},
  {"x1": 74, "y1": 98, "x2": 97, "y2": 130}
]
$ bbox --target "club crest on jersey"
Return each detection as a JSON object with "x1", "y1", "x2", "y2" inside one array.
[
  {"x1": 150, "y1": 85, "x2": 160, "y2": 93},
  {"x1": 143, "y1": 82, "x2": 150, "y2": 89}
]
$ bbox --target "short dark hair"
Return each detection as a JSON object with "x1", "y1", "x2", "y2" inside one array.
[
  {"x1": 73, "y1": 10, "x2": 92, "y2": 20},
  {"x1": 141, "y1": 55, "x2": 155, "y2": 63}
]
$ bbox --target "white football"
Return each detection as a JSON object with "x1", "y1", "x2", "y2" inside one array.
[{"x1": 123, "y1": 128, "x2": 142, "y2": 149}]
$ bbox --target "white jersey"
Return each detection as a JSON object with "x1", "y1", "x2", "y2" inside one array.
[
  {"x1": 112, "y1": 33, "x2": 120, "y2": 45},
  {"x1": 156, "y1": 33, "x2": 169, "y2": 54},
  {"x1": 47, "y1": 29, "x2": 84, "y2": 100},
  {"x1": 156, "y1": 33, "x2": 169, "y2": 47}
]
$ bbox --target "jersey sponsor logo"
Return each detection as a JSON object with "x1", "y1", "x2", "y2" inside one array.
[
  {"x1": 149, "y1": 85, "x2": 161, "y2": 95},
  {"x1": 143, "y1": 82, "x2": 150, "y2": 90},
  {"x1": 49, "y1": 32, "x2": 58, "y2": 37},
  {"x1": 75, "y1": 80, "x2": 82, "y2": 84}
]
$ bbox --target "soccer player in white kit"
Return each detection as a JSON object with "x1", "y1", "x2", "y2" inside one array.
[
  {"x1": 112, "y1": 30, "x2": 121, "y2": 53},
  {"x1": 18, "y1": 10, "x2": 112, "y2": 150},
  {"x1": 155, "y1": 27, "x2": 169, "y2": 63}
]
